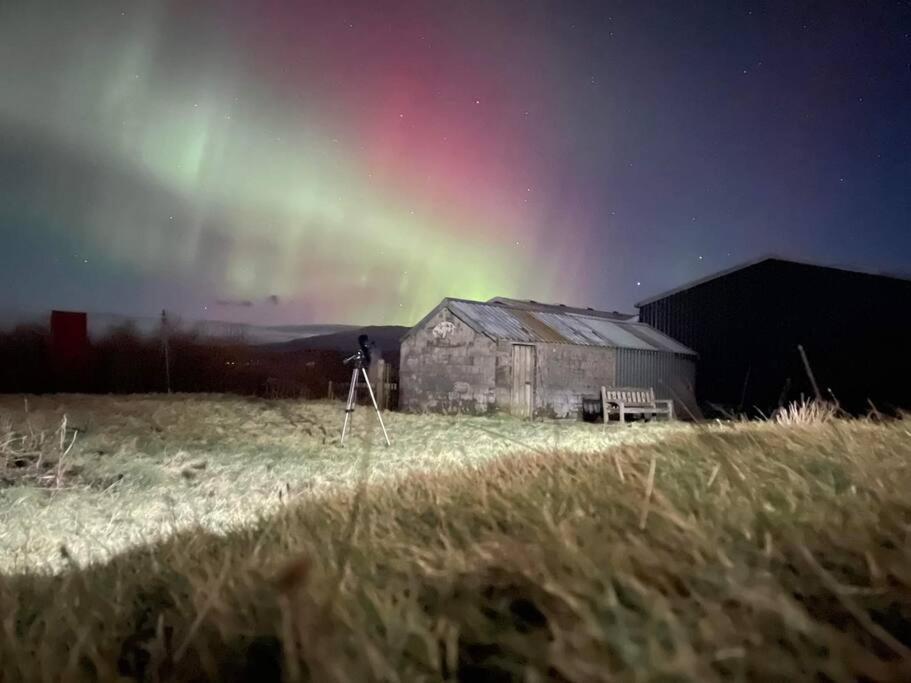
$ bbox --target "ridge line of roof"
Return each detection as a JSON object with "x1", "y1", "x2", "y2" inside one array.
[
  {"x1": 634, "y1": 255, "x2": 911, "y2": 307},
  {"x1": 454, "y1": 296, "x2": 637, "y2": 320}
]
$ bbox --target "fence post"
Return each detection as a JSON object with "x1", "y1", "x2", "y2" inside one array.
[
  {"x1": 328, "y1": 380, "x2": 333, "y2": 400},
  {"x1": 601, "y1": 386, "x2": 608, "y2": 429},
  {"x1": 382, "y1": 362, "x2": 390, "y2": 410},
  {"x1": 373, "y1": 359, "x2": 386, "y2": 410},
  {"x1": 161, "y1": 309, "x2": 172, "y2": 394}
]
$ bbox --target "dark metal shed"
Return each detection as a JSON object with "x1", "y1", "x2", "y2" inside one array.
[{"x1": 636, "y1": 256, "x2": 911, "y2": 414}]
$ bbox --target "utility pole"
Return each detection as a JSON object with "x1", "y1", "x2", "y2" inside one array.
[{"x1": 161, "y1": 309, "x2": 172, "y2": 394}]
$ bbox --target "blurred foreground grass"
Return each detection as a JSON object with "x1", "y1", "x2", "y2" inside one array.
[{"x1": 1, "y1": 395, "x2": 910, "y2": 681}]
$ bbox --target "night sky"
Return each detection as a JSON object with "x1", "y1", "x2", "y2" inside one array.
[{"x1": 1, "y1": 1, "x2": 910, "y2": 327}]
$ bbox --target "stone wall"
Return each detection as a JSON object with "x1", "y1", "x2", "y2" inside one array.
[
  {"x1": 493, "y1": 342, "x2": 616, "y2": 419},
  {"x1": 399, "y1": 307, "x2": 496, "y2": 413},
  {"x1": 535, "y1": 344, "x2": 616, "y2": 418}
]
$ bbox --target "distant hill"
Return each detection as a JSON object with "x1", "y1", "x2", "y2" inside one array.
[
  {"x1": 0, "y1": 309, "x2": 358, "y2": 346},
  {"x1": 265, "y1": 325, "x2": 410, "y2": 360}
]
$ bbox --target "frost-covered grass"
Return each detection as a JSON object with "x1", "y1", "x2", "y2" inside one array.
[
  {"x1": 0, "y1": 394, "x2": 681, "y2": 571},
  {"x1": 2, "y1": 395, "x2": 911, "y2": 681}
]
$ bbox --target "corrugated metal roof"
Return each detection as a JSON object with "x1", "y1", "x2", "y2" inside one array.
[
  {"x1": 577, "y1": 316, "x2": 659, "y2": 351},
  {"x1": 512, "y1": 310, "x2": 567, "y2": 343},
  {"x1": 446, "y1": 299, "x2": 696, "y2": 355},
  {"x1": 621, "y1": 321, "x2": 697, "y2": 355},
  {"x1": 448, "y1": 300, "x2": 537, "y2": 342}
]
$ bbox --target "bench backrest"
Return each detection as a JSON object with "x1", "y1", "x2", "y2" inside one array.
[{"x1": 603, "y1": 387, "x2": 656, "y2": 404}]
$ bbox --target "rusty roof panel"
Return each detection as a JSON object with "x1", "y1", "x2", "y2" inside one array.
[
  {"x1": 514, "y1": 310, "x2": 572, "y2": 343},
  {"x1": 529, "y1": 311, "x2": 603, "y2": 345}
]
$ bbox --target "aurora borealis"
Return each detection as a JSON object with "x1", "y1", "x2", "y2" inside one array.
[{"x1": 2, "y1": 1, "x2": 910, "y2": 326}]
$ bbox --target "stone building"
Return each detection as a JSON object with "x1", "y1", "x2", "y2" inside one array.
[{"x1": 400, "y1": 297, "x2": 697, "y2": 418}]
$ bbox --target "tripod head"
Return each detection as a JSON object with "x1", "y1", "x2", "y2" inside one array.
[
  {"x1": 343, "y1": 334, "x2": 373, "y2": 370},
  {"x1": 343, "y1": 349, "x2": 367, "y2": 369}
]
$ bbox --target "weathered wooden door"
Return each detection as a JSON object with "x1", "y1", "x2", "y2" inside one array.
[{"x1": 511, "y1": 344, "x2": 536, "y2": 418}]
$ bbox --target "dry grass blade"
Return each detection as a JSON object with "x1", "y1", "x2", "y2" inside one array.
[
  {"x1": 613, "y1": 452, "x2": 625, "y2": 482},
  {"x1": 639, "y1": 453, "x2": 657, "y2": 530},
  {"x1": 706, "y1": 464, "x2": 720, "y2": 489}
]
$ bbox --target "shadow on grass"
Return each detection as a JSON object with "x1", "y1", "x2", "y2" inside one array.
[{"x1": 3, "y1": 419, "x2": 911, "y2": 681}]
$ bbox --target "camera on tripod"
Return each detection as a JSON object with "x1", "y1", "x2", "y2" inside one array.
[
  {"x1": 343, "y1": 334, "x2": 373, "y2": 369},
  {"x1": 339, "y1": 334, "x2": 390, "y2": 446}
]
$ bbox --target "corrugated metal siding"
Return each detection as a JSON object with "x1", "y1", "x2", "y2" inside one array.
[
  {"x1": 448, "y1": 300, "x2": 696, "y2": 355},
  {"x1": 615, "y1": 348, "x2": 696, "y2": 401}
]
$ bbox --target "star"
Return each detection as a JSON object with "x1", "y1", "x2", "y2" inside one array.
[{"x1": 636, "y1": 281, "x2": 641, "y2": 286}]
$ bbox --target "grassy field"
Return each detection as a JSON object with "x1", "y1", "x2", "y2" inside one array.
[
  {"x1": 0, "y1": 394, "x2": 679, "y2": 573},
  {"x1": 2, "y1": 395, "x2": 910, "y2": 681}
]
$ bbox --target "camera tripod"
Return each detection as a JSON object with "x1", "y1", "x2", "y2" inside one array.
[{"x1": 340, "y1": 350, "x2": 391, "y2": 447}]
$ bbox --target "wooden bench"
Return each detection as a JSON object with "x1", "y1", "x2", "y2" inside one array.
[{"x1": 600, "y1": 386, "x2": 675, "y2": 423}]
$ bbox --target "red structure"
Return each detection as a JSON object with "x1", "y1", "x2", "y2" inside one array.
[{"x1": 50, "y1": 310, "x2": 89, "y2": 389}]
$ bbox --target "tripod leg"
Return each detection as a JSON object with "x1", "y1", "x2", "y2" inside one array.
[
  {"x1": 341, "y1": 368, "x2": 359, "y2": 445},
  {"x1": 361, "y1": 368, "x2": 391, "y2": 447}
]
